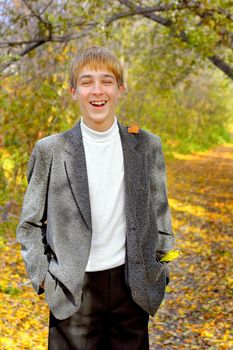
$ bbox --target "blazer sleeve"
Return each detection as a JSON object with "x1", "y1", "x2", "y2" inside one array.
[
  {"x1": 154, "y1": 137, "x2": 175, "y2": 261},
  {"x1": 16, "y1": 141, "x2": 51, "y2": 295}
]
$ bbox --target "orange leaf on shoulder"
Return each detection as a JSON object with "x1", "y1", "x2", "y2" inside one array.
[{"x1": 128, "y1": 124, "x2": 140, "y2": 134}]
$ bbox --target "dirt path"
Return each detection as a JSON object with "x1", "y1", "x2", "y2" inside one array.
[{"x1": 149, "y1": 143, "x2": 233, "y2": 350}]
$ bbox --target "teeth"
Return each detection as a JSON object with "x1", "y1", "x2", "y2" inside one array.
[{"x1": 90, "y1": 101, "x2": 106, "y2": 106}]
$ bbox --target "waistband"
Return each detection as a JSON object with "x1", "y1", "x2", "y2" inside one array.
[{"x1": 85, "y1": 264, "x2": 125, "y2": 275}]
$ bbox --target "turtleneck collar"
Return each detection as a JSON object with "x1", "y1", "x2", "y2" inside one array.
[{"x1": 80, "y1": 116, "x2": 119, "y2": 143}]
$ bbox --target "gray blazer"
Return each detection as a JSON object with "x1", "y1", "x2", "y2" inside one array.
[{"x1": 16, "y1": 119, "x2": 174, "y2": 320}]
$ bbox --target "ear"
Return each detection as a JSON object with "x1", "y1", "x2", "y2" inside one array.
[
  {"x1": 70, "y1": 87, "x2": 78, "y2": 101},
  {"x1": 119, "y1": 83, "x2": 126, "y2": 96}
]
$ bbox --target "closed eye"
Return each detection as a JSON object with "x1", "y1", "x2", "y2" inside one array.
[
  {"x1": 103, "y1": 80, "x2": 113, "y2": 85},
  {"x1": 82, "y1": 81, "x2": 92, "y2": 86}
]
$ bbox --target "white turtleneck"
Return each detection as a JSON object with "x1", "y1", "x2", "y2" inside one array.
[{"x1": 80, "y1": 116, "x2": 126, "y2": 271}]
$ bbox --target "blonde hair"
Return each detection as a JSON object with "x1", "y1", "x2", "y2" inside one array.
[{"x1": 70, "y1": 46, "x2": 124, "y2": 89}]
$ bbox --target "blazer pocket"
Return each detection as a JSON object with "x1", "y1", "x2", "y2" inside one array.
[
  {"x1": 48, "y1": 258, "x2": 73, "y2": 293},
  {"x1": 155, "y1": 254, "x2": 170, "y2": 286},
  {"x1": 163, "y1": 263, "x2": 170, "y2": 286},
  {"x1": 46, "y1": 261, "x2": 77, "y2": 307},
  {"x1": 146, "y1": 260, "x2": 164, "y2": 283},
  {"x1": 157, "y1": 231, "x2": 175, "y2": 252},
  {"x1": 44, "y1": 270, "x2": 58, "y2": 296}
]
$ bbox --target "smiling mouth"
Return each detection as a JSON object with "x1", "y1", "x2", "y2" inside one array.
[{"x1": 90, "y1": 101, "x2": 107, "y2": 107}]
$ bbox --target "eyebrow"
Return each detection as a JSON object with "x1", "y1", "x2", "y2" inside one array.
[{"x1": 78, "y1": 74, "x2": 115, "y2": 81}]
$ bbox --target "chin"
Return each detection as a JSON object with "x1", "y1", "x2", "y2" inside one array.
[{"x1": 89, "y1": 115, "x2": 112, "y2": 122}]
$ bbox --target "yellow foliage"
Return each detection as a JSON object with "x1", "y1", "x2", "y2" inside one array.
[
  {"x1": 151, "y1": 143, "x2": 233, "y2": 349},
  {"x1": 1, "y1": 151, "x2": 15, "y2": 180}
]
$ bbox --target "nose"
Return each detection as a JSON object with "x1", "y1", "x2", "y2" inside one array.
[{"x1": 91, "y1": 82, "x2": 103, "y2": 95}]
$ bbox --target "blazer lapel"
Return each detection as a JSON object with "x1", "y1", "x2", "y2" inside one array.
[
  {"x1": 117, "y1": 121, "x2": 143, "y2": 228},
  {"x1": 63, "y1": 121, "x2": 92, "y2": 232},
  {"x1": 63, "y1": 119, "x2": 143, "y2": 233}
]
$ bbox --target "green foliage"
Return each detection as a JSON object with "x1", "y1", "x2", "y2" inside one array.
[
  {"x1": 0, "y1": 3, "x2": 232, "y2": 205},
  {"x1": 0, "y1": 284, "x2": 22, "y2": 296}
]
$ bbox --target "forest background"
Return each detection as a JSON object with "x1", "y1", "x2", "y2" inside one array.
[{"x1": 0, "y1": 1, "x2": 233, "y2": 349}]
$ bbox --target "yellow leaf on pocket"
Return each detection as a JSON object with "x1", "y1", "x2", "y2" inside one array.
[{"x1": 160, "y1": 249, "x2": 182, "y2": 262}]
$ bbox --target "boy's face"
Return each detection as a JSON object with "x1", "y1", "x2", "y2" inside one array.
[{"x1": 71, "y1": 66, "x2": 125, "y2": 131}]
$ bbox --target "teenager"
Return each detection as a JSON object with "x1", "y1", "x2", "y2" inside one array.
[{"x1": 17, "y1": 46, "x2": 175, "y2": 350}]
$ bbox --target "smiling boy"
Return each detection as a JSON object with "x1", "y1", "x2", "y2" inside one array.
[
  {"x1": 71, "y1": 70, "x2": 124, "y2": 131},
  {"x1": 17, "y1": 46, "x2": 174, "y2": 349}
]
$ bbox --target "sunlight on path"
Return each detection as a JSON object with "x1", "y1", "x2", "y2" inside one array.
[{"x1": 150, "y1": 143, "x2": 233, "y2": 350}]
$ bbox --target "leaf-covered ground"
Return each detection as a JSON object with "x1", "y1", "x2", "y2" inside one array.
[
  {"x1": 150, "y1": 142, "x2": 233, "y2": 350},
  {"x1": 0, "y1": 142, "x2": 232, "y2": 349}
]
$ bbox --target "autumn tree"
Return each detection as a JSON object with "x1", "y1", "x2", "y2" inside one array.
[
  {"x1": 1, "y1": 0, "x2": 232, "y2": 202},
  {"x1": 0, "y1": 0, "x2": 233, "y2": 80}
]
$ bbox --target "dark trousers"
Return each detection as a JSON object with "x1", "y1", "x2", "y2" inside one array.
[{"x1": 48, "y1": 264, "x2": 149, "y2": 350}]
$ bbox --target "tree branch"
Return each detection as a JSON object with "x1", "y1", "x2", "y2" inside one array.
[
  {"x1": 119, "y1": 0, "x2": 233, "y2": 81},
  {"x1": 0, "y1": 24, "x2": 96, "y2": 74},
  {"x1": 1, "y1": 0, "x2": 233, "y2": 80},
  {"x1": 209, "y1": 55, "x2": 233, "y2": 79},
  {"x1": 21, "y1": 0, "x2": 51, "y2": 27},
  {"x1": 40, "y1": 0, "x2": 54, "y2": 16},
  {"x1": 106, "y1": 2, "x2": 190, "y2": 25}
]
